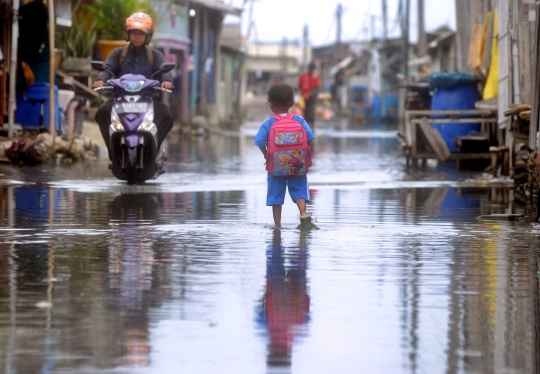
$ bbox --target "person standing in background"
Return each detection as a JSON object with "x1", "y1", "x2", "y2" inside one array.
[{"x1": 298, "y1": 62, "x2": 320, "y2": 130}]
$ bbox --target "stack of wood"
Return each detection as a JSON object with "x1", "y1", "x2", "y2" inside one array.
[
  {"x1": 504, "y1": 104, "x2": 531, "y2": 138},
  {"x1": 0, "y1": 133, "x2": 99, "y2": 165}
]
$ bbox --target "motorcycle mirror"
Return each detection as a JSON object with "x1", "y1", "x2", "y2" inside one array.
[
  {"x1": 152, "y1": 63, "x2": 176, "y2": 79},
  {"x1": 91, "y1": 61, "x2": 106, "y2": 71},
  {"x1": 91, "y1": 61, "x2": 115, "y2": 77}
]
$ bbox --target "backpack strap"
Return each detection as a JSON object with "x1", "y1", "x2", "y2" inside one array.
[
  {"x1": 118, "y1": 46, "x2": 154, "y2": 69},
  {"x1": 118, "y1": 46, "x2": 129, "y2": 68},
  {"x1": 145, "y1": 46, "x2": 154, "y2": 69}
]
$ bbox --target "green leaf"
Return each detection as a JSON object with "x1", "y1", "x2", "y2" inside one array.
[{"x1": 65, "y1": 13, "x2": 97, "y2": 57}]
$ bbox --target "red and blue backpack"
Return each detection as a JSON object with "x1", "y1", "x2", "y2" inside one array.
[{"x1": 266, "y1": 114, "x2": 312, "y2": 177}]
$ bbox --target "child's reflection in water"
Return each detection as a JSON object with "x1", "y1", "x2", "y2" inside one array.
[{"x1": 259, "y1": 229, "x2": 311, "y2": 368}]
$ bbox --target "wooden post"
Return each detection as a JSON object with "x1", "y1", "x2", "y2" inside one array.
[
  {"x1": 7, "y1": 0, "x2": 20, "y2": 138},
  {"x1": 530, "y1": 2, "x2": 540, "y2": 150},
  {"x1": 518, "y1": 21, "x2": 531, "y2": 104},
  {"x1": 214, "y1": 14, "x2": 223, "y2": 124},
  {"x1": 200, "y1": 7, "x2": 208, "y2": 117},
  {"x1": 490, "y1": 149, "x2": 498, "y2": 177},
  {"x1": 455, "y1": 0, "x2": 473, "y2": 72},
  {"x1": 48, "y1": 0, "x2": 56, "y2": 154},
  {"x1": 190, "y1": 9, "x2": 201, "y2": 117},
  {"x1": 181, "y1": 48, "x2": 190, "y2": 123}
]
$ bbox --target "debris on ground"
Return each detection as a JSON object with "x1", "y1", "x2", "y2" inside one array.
[{"x1": 1, "y1": 133, "x2": 99, "y2": 165}]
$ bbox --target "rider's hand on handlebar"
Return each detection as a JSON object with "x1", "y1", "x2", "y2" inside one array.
[
  {"x1": 93, "y1": 80, "x2": 105, "y2": 89},
  {"x1": 161, "y1": 82, "x2": 173, "y2": 90}
]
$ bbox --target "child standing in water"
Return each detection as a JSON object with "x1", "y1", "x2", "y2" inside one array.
[{"x1": 254, "y1": 83, "x2": 318, "y2": 230}]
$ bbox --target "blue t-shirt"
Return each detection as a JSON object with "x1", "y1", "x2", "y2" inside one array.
[{"x1": 254, "y1": 114, "x2": 316, "y2": 148}]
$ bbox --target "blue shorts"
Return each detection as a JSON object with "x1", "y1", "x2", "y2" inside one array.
[{"x1": 266, "y1": 174, "x2": 310, "y2": 206}]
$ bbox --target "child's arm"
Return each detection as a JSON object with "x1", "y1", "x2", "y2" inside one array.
[{"x1": 259, "y1": 146, "x2": 268, "y2": 159}]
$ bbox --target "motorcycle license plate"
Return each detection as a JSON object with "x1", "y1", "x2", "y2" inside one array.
[{"x1": 121, "y1": 103, "x2": 148, "y2": 113}]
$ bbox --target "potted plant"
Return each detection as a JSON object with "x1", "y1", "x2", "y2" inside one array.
[
  {"x1": 63, "y1": 16, "x2": 97, "y2": 72},
  {"x1": 87, "y1": 0, "x2": 156, "y2": 61}
]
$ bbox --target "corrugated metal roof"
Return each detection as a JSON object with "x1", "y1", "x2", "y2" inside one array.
[{"x1": 190, "y1": 0, "x2": 242, "y2": 16}]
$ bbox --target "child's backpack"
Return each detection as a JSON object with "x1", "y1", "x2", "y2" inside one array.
[{"x1": 266, "y1": 114, "x2": 312, "y2": 177}]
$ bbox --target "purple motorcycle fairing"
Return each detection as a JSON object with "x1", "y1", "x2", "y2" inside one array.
[
  {"x1": 110, "y1": 73, "x2": 159, "y2": 136},
  {"x1": 113, "y1": 97, "x2": 152, "y2": 132},
  {"x1": 108, "y1": 74, "x2": 160, "y2": 91},
  {"x1": 125, "y1": 134, "x2": 139, "y2": 148}
]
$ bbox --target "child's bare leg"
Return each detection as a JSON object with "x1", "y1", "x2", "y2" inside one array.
[
  {"x1": 272, "y1": 205, "x2": 283, "y2": 228},
  {"x1": 296, "y1": 199, "x2": 307, "y2": 216}
]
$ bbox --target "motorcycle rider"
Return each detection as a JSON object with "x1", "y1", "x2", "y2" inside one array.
[{"x1": 93, "y1": 12, "x2": 174, "y2": 161}]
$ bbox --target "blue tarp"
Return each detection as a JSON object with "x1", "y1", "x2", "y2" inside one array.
[{"x1": 429, "y1": 72, "x2": 477, "y2": 91}]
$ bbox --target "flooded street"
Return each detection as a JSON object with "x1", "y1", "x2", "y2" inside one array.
[{"x1": 0, "y1": 119, "x2": 536, "y2": 373}]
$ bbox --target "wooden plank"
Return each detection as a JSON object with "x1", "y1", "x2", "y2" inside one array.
[
  {"x1": 56, "y1": 70, "x2": 99, "y2": 98},
  {"x1": 404, "y1": 110, "x2": 412, "y2": 145},
  {"x1": 518, "y1": 21, "x2": 532, "y2": 104},
  {"x1": 411, "y1": 118, "x2": 497, "y2": 124},
  {"x1": 414, "y1": 152, "x2": 493, "y2": 160},
  {"x1": 417, "y1": 117, "x2": 451, "y2": 161},
  {"x1": 406, "y1": 109, "x2": 496, "y2": 116},
  {"x1": 482, "y1": 11, "x2": 494, "y2": 71}
]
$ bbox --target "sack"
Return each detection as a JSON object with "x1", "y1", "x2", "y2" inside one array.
[{"x1": 266, "y1": 114, "x2": 311, "y2": 177}]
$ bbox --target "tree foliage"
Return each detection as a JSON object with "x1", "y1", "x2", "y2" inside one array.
[{"x1": 86, "y1": 0, "x2": 156, "y2": 41}]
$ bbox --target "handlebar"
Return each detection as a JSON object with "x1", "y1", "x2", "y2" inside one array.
[
  {"x1": 93, "y1": 86, "x2": 173, "y2": 92},
  {"x1": 154, "y1": 86, "x2": 173, "y2": 93}
]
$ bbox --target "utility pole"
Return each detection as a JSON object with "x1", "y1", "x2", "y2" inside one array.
[
  {"x1": 382, "y1": 0, "x2": 388, "y2": 41},
  {"x1": 244, "y1": 0, "x2": 258, "y2": 43},
  {"x1": 417, "y1": 0, "x2": 427, "y2": 57},
  {"x1": 302, "y1": 24, "x2": 309, "y2": 71},
  {"x1": 336, "y1": 3, "x2": 343, "y2": 45},
  {"x1": 281, "y1": 37, "x2": 288, "y2": 73},
  {"x1": 404, "y1": 0, "x2": 410, "y2": 79},
  {"x1": 371, "y1": 14, "x2": 376, "y2": 41}
]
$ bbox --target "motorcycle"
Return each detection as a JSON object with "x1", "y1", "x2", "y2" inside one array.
[{"x1": 91, "y1": 61, "x2": 175, "y2": 185}]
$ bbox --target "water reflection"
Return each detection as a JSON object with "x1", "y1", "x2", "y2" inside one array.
[
  {"x1": 257, "y1": 230, "x2": 310, "y2": 369},
  {"x1": 107, "y1": 194, "x2": 171, "y2": 368},
  {"x1": 1, "y1": 184, "x2": 540, "y2": 372}
]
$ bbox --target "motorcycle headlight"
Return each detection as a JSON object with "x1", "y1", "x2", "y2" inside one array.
[
  {"x1": 138, "y1": 121, "x2": 152, "y2": 130},
  {"x1": 112, "y1": 121, "x2": 124, "y2": 131},
  {"x1": 122, "y1": 80, "x2": 145, "y2": 92}
]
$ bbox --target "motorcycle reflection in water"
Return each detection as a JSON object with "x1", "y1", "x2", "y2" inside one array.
[
  {"x1": 107, "y1": 193, "x2": 171, "y2": 368},
  {"x1": 257, "y1": 230, "x2": 311, "y2": 368}
]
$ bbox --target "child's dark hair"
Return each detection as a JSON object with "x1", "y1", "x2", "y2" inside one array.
[{"x1": 267, "y1": 83, "x2": 295, "y2": 109}]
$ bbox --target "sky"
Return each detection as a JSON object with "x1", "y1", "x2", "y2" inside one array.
[{"x1": 224, "y1": 0, "x2": 457, "y2": 46}]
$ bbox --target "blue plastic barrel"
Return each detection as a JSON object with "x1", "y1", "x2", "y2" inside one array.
[
  {"x1": 430, "y1": 84, "x2": 480, "y2": 152},
  {"x1": 16, "y1": 83, "x2": 61, "y2": 131}
]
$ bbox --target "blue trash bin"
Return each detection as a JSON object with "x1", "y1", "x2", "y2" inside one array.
[{"x1": 16, "y1": 83, "x2": 61, "y2": 132}]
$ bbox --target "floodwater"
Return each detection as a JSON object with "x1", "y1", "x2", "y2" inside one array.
[{"x1": 0, "y1": 119, "x2": 536, "y2": 373}]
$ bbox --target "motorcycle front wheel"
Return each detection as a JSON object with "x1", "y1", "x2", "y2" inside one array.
[{"x1": 126, "y1": 147, "x2": 138, "y2": 185}]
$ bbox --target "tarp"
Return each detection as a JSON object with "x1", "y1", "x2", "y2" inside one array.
[
  {"x1": 330, "y1": 55, "x2": 354, "y2": 77},
  {"x1": 429, "y1": 72, "x2": 477, "y2": 90},
  {"x1": 483, "y1": 10, "x2": 498, "y2": 100}
]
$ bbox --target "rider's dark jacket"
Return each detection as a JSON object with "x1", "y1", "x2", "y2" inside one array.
[{"x1": 96, "y1": 45, "x2": 173, "y2": 83}]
